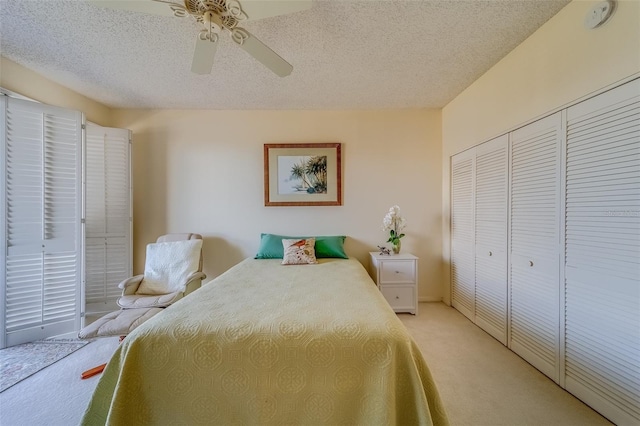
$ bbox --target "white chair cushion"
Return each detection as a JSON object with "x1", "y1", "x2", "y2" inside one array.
[
  {"x1": 118, "y1": 292, "x2": 183, "y2": 309},
  {"x1": 78, "y1": 308, "x2": 163, "y2": 339},
  {"x1": 137, "y1": 239, "x2": 203, "y2": 295}
]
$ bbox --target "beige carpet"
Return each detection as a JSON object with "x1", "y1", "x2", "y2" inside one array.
[
  {"x1": 398, "y1": 302, "x2": 611, "y2": 426},
  {"x1": 0, "y1": 335, "x2": 121, "y2": 426},
  {"x1": 0, "y1": 302, "x2": 611, "y2": 425}
]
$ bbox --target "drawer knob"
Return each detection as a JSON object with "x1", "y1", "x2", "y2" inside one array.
[
  {"x1": 529, "y1": 260, "x2": 534, "y2": 267},
  {"x1": 395, "y1": 296, "x2": 400, "y2": 299},
  {"x1": 489, "y1": 251, "x2": 492, "y2": 256}
]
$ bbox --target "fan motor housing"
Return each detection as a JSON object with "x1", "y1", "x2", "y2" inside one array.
[{"x1": 185, "y1": 0, "x2": 239, "y2": 28}]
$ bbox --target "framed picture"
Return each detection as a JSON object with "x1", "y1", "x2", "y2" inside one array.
[{"x1": 264, "y1": 143, "x2": 342, "y2": 206}]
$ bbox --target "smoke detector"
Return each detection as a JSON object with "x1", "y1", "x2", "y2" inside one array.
[{"x1": 584, "y1": 0, "x2": 616, "y2": 29}]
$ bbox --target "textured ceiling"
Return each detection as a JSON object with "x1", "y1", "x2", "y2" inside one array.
[{"x1": 0, "y1": 0, "x2": 570, "y2": 109}]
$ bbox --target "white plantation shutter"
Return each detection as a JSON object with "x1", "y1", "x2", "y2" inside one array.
[
  {"x1": 1, "y1": 96, "x2": 82, "y2": 348},
  {"x1": 509, "y1": 112, "x2": 562, "y2": 382},
  {"x1": 451, "y1": 149, "x2": 475, "y2": 321},
  {"x1": 84, "y1": 123, "x2": 131, "y2": 314},
  {"x1": 564, "y1": 79, "x2": 640, "y2": 425},
  {"x1": 474, "y1": 135, "x2": 508, "y2": 345}
]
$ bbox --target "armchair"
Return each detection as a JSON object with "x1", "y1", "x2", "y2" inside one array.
[
  {"x1": 117, "y1": 233, "x2": 206, "y2": 309},
  {"x1": 79, "y1": 233, "x2": 206, "y2": 379}
]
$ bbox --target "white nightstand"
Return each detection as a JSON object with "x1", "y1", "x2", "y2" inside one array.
[{"x1": 369, "y1": 252, "x2": 418, "y2": 315}]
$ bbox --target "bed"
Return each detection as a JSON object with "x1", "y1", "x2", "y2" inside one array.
[{"x1": 82, "y1": 257, "x2": 448, "y2": 425}]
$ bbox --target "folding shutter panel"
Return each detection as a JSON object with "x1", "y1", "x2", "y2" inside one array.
[
  {"x1": 564, "y1": 78, "x2": 640, "y2": 425},
  {"x1": 451, "y1": 149, "x2": 475, "y2": 321},
  {"x1": 510, "y1": 112, "x2": 562, "y2": 382},
  {"x1": 84, "y1": 124, "x2": 107, "y2": 307},
  {"x1": 1, "y1": 97, "x2": 82, "y2": 348},
  {"x1": 84, "y1": 123, "x2": 131, "y2": 315},
  {"x1": 474, "y1": 135, "x2": 508, "y2": 345}
]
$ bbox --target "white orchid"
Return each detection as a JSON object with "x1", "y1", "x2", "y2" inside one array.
[{"x1": 382, "y1": 205, "x2": 406, "y2": 246}]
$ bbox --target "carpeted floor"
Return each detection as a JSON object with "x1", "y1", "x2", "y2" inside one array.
[
  {"x1": 0, "y1": 335, "x2": 119, "y2": 426},
  {"x1": 0, "y1": 339, "x2": 89, "y2": 392},
  {"x1": 398, "y1": 303, "x2": 612, "y2": 426}
]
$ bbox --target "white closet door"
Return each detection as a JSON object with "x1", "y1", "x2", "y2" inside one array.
[
  {"x1": 510, "y1": 112, "x2": 562, "y2": 382},
  {"x1": 564, "y1": 78, "x2": 640, "y2": 425},
  {"x1": 1, "y1": 97, "x2": 83, "y2": 348},
  {"x1": 84, "y1": 124, "x2": 131, "y2": 315},
  {"x1": 451, "y1": 149, "x2": 475, "y2": 321},
  {"x1": 475, "y1": 135, "x2": 508, "y2": 345}
]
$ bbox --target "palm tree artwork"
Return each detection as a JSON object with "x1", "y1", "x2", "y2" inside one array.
[{"x1": 279, "y1": 155, "x2": 328, "y2": 194}]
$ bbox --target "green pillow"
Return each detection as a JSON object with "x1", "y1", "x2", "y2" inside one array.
[
  {"x1": 314, "y1": 235, "x2": 348, "y2": 259},
  {"x1": 255, "y1": 233, "x2": 348, "y2": 259}
]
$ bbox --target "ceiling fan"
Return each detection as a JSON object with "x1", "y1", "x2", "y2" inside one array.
[{"x1": 90, "y1": 0, "x2": 312, "y2": 76}]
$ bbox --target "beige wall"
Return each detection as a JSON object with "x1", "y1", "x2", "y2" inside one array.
[
  {"x1": 1, "y1": 55, "x2": 444, "y2": 301},
  {"x1": 440, "y1": 0, "x2": 640, "y2": 304},
  {"x1": 112, "y1": 109, "x2": 444, "y2": 301},
  {"x1": 0, "y1": 57, "x2": 113, "y2": 126}
]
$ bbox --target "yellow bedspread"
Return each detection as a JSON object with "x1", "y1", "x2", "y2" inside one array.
[{"x1": 82, "y1": 258, "x2": 448, "y2": 425}]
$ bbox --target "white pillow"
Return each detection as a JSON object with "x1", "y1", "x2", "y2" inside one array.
[{"x1": 137, "y1": 239, "x2": 203, "y2": 295}]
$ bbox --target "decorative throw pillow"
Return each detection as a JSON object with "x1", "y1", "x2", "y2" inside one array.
[
  {"x1": 255, "y1": 233, "x2": 348, "y2": 259},
  {"x1": 281, "y1": 238, "x2": 318, "y2": 265},
  {"x1": 137, "y1": 239, "x2": 203, "y2": 295}
]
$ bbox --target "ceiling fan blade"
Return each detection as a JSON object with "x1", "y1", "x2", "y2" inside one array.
[
  {"x1": 237, "y1": 0, "x2": 311, "y2": 21},
  {"x1": 232, "y1": 29, "x2": 293, "y2": 77},
  {"x1": 191, "y1": 34, "x2": 218, "y2": 75},
  {"x1": 88, "y1": 0, "x2": 184, "y2": 17}
]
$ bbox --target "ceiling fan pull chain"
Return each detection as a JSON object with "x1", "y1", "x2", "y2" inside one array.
[{"x1": 209, "y1": 20, "x2": 219, "y2": 43}]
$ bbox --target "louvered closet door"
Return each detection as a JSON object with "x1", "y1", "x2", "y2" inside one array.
[
  {"x1": 510, "y1": 112, "x2": 562, "y2": 382},
  {"x1": 84, "y1": 124, "x2": 131, "y2": 315},
  {"x1": 475, "y1": 135, "x2": 508, "y2": 345},
  {"x1": 451, "y1": 149, "x2": 475, "y2": 321},
  {"x1": 564, "y1": 78, "x2": 640, "y2": 425},
  {"x1": 1, "y1": 97, "x2": 82, "y2": 348}
]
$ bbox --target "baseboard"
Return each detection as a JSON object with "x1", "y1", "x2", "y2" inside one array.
[
  {"x1": 418, "y1": 297, "x2": 443, "y2": 303},
  {"x1": 46, "y1": 331, "x2": 79, "y2": 340}
]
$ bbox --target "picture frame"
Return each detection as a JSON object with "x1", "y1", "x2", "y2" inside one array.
[{"x1": 264, "y1": 143, "x2": 342, "y2": 207}]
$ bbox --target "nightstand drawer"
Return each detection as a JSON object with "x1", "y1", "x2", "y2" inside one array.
[
  {"x1": 380, "y1": 286, "x2": 415, "y2": 311},
  {"x1": 370, "y1": 252, "x2": 418, "y2": 315},
  {"x1": 380, "y1": 260, "x2": 415, "y2": 283}
]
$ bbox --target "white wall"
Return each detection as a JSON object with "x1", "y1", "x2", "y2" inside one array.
[
  {"x1": 112, "y1": 109, "x2": 445, "y2": 300},
  {"x1": 440, "y1": 0, "x2": 640, "y2": 304}
]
